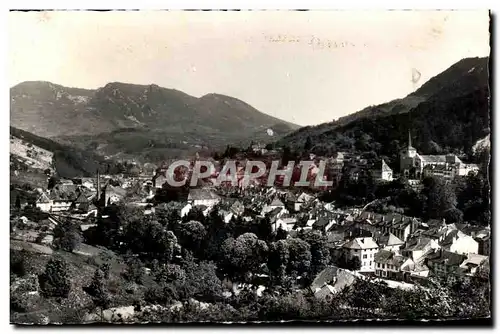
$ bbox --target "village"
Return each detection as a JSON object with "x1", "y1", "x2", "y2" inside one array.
[{"x1": 10, "y1": 129, "x2": 490, "y2": 317}]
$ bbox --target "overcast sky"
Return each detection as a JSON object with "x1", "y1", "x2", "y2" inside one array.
[{"x1": 9, "y1": 10, "x2": 490, "y2": 126}]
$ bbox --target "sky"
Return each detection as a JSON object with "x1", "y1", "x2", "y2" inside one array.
[{"x1": 9, "y1": 10, "x2": 490, "y2": 126}]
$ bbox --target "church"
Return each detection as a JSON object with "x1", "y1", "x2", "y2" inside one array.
[{"x1": 399, "y1": 132, "x2": 479, "y2": 180}]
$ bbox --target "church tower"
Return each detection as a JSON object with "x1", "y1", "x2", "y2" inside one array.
[
  {"x1": 407, "y1": 130, "x2": 417, "y2": 158},
  {"x1": 400, "y1": 130, "x2": 417, "y2": 175}
]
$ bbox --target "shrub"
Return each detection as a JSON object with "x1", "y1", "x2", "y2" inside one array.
[{"x1": 39, "y1": 257, "x2": 71, "y2": 298}]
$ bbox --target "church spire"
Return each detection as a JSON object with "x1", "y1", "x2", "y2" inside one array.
[{"x1": 408, "y1": 130, "x2": 412, "y2": 148}]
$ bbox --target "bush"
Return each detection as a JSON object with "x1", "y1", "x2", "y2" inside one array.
[
  {"x1": 11, "y1": 250, "x2": 28, "y2": 277},
  {"x1": 39, "y1": 257, "x2": 71, "y2": 298},
  {"x1": 53, "y1": 223, "x2": 83, "y2": 252},
  {"x1": 122, "y1": 257, "x2": 144, "y2": 284}
]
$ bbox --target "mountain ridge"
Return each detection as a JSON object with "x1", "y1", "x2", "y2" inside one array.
[
  {"x1": 11, "y1": 80, "x2": 299, "y2": 162},
  {"x1": 279, "y1": 56, "x2": 490, "y2": 167},
  {"x1": 332, "y1": 56, "x2": 489, "y2": 128},
  {"x1": 11, "y1": 80, "x2": 299, "y2": 137}
]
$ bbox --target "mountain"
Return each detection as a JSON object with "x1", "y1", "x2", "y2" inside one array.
[
  {"x1": 333, "y1": 57, "x2": 489, "y2": 127},
  {"x1": 10, "y1": 81, "x2": 299, "y2": 161},
  {"x1": 279, "y1": 57, "x2": 490, "y2": 166}
]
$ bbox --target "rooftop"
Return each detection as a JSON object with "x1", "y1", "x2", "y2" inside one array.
[
  {"x1": 343, "y1": 237, "x2": 378, "y2": 250},
  {"x1": 188, "y1": 188, "x2": 220, "y2": 201}
]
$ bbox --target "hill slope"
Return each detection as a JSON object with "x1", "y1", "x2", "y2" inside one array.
[
  {"x1": 10, "y1": 81, "x2": 299, "y2": 161},
  {"x1": 10, "y1": 126, "x2": 116, "y2": 179},
  {"x1": 279, "y1": 57, "x2": 490, "y2": 166},
  {"x1": 333, "y1": 57, "x2": 489, "y2": 127}
]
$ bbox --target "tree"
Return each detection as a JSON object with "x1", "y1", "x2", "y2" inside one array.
[
  {"x1": 99, "y1": 262, "x2": 111, "y2": 280},
  {"x1": 123, "y1": 257, "x2": 144, "y2": 284},
  {"x1": 444, "y1": 207, "x2": 464, "y2": 225},
  {"x1": 299, "y1": 231, "x2": 330, "y2": 277},
  {"x1": 285, "y1": 238, "x2": 312, "y2": 276},
  {"x1": 275, "y1": 226, "x2": 288, "y2": 241},
  {"x1": 421, "y1": 176, "x2": 457, "y2": 220},
  {"x1": 48, "y1": 176, "x2": 59, "y2": 190},
  {"x1": 203, "y1": 209, "x2": 232, "y2": 262},
  {"x1": 15, "y1": 195, "x2": 21, "y2": 211},
  {"x1": 177, "y1": 220, "x2": 206, "y2": 256},
  {"x1": 221, "y1": 233, "x2": 268, "y2": 282},
  {"x1": 456, "y1": 172, "x2": 490, "y2": 226},
  {"x1": 256, "y1": 216, "x2": 273, "y2": 242},
  {"x1": 304, "y1": 136, "x2": 313, "y2": 151},
  {"x1": 39, "y1": 257, "x2": 71, "y2": 298},
  {"x1": 11, "y1": 250, "x2": 28, "y2": 277},
  {"x1": 53, "y1": 222, "x2": 83, "y2": 252},
  {"x1": 182, "y1": 261, "x2": 223, "y2": 302},
  {"x1": 348, "y1": 256, "x2": 361, "y2": 271},
  {"x1": 155, "y1": 264, "x2": 186, "y2": 285},
  {"x1": 268, "y1": 240, "x2": 289, "y2": 285},
  {"x1": 85, "y1": 269, "x2": 111, "y2": 321}
]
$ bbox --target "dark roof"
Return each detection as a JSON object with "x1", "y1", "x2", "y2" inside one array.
[
  {"x1": 439, "y1": 230, "x2": 460, "y2": 247},
  {"x1": 49, "y1": 186, "x2": 77, "y2": 201},
  {"x1": 374, "y1": 249, "x2": 393, "y2": 263},
  {"x1": 193, "y1": 204, "x2": 208, "y2": 211},
  {"x1": 313, "y1": 217, "x2": 331, "y2": 229},
  {"x1": 404, "y1": 237, "x2": 434, "y2": 251},
  {"x1": 310, "y1": 266, "x2": 340, "y2": 291},
  {"x1": 269, "y1": 197, "x2": 285, "y2": 207},
  {"x1": 419, "y1": 155, "x2": 447, "y2": 163},
  {"x1": 75, "y1": 192, "x2": 89, "y2": 204},
  {"x1": 310, "y1": 266, "x2": 357, "y2": 294},
  {"x1": 374, "y1": 250, "x2": 408, "y2": 267},
  {"x1": 377, "y1": 232, "x2": 404, "y2": 246},
  {"x1": 266, "y1": 207, "x2": 283, "y2": 218},
  {"x1": 427, "y1": 250, "x2": 467, "y2": 266},
  {"x1": 357, "y1": 211, "x2": 417, "y2": 230},
  {"x1": 188, "y1": 188, "x2": 220, "y2": 201}
]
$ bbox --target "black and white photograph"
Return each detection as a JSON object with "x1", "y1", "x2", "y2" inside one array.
[{"x1": 8, "y1": 9, "x2": 491, "y2": 325}]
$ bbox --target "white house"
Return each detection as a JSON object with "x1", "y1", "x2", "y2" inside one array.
[
  {"x1": 180, "y1": 203, "x2": 192, "y2": 218},
  {"x1": 374, "y1": 249, "x2": 413, "y2": 280},
  {"x1": 439, "y1": 230, "x2": 479, "y2": 255},
  {"x1": 219, "y1": 210, "x2": 234, "y2": 224},
  {"x1": 372, "y1": 159, "x2": 393, "y2": 182},
  {"x1": 342, "y1": 237, "x2": 379, "y2": 272},
  {"x1": 273, "y1": 217, "x2": 297, "y2": 232},
  {"x1": 35, "y1": 193, "x2": 52, "y2": 212},
  {"x1": 187, "y1": 188, "x2": 221, "y2": 208}
]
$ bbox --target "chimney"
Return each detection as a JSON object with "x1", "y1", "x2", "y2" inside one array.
[{"x1": 96, "y1": 169, "x2": 101, "y2": 202}]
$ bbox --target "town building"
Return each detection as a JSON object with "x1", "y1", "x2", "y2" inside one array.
[
  {"x1": 376, "y1": 232, "x2": 405, "y2": 253},
  {"x1": 187, "y1": 188, "x2": 221, "y2": 207},
  {"x1": 401, "y1": 236, "x2": 440, "y2": 262},
  {"x1": 400, "y1": 132, "x2": 479, "y2": 179},
  {"x1": 371, "y1": 159, "x2": 393, "y2": 182},
  {"x1": 426, "y1": 249, "x2": 468, "y2": 278},
  {"x1": 342, "y1": 237, "x2": 379, "y2": 272},
  {"x1": 374, "y1": 249, "x2": 413, "y2": 280},
  {"x1": 439, "y1": 230, "x2": 479, "y2": 255}
]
